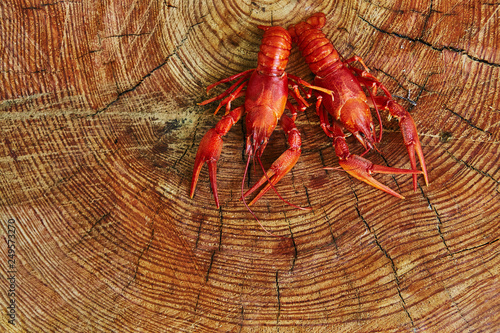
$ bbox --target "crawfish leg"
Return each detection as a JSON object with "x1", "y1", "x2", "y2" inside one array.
[
  {"x1": 198, "y1": 70, "x2": 253, "y2": 116},
  {"x1": 372, "y1": 96, "x2": 429, "y2": 190},
  {"x1": 199, "y1": 78, "x2": 249, "y2": 115},
  {"x1": 344, "y1": 56, "x2": 375, "y2": 79},
  {"x1": 214, "y1": 83, "x2": 247, "y2": 115},
  {"x1": 344, "y1": 54, "x2": 393, "y2": 96},
  {"x1": 286, "y1": 74, "x2": 335, "y2": 121},
  {"x1": 288, "y1": 74, "x2": 335, "y2": 101},
  {"x1": 287, "y1": 82, "x2": 310, "y2": 113},
  {"x1": 314, "y1": 95, "x2": 334, "y2": 137},
  {"x1": 203, "y1": 69, "x2": 254, "y2": 94},
  {"x1": 349, "y1": 65, "x2": 393, "y2": 101},
  {"x1": 243, "y1": 114, "x2": 302, "y2": 206},
  {"x1": 286, "y1": 101, "x2": 300, "y2": 120},
  {"x1": 190, "y1": 106, "x2": 245, "y2": 208}
]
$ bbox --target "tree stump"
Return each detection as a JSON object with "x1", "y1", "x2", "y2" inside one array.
[{"x1": 1, "y1": 0, "x2": 499, "y2": 331}]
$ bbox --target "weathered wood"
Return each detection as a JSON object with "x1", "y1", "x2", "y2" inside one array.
[{"x1": 1, "y1": 0, "x2": 499, "y2": 331}]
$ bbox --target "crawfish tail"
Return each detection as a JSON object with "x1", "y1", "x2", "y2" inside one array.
[
  {"x1": 288, "y1": 13, "x2": 341, "y2": 77},
  {"x1": 256, "y1": 26, "x2": 292, "y2": 75}
]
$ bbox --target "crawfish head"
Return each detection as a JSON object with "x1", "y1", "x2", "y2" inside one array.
[
  {"x1": 340, "y1": 99, "x2": 376, "y2": 150},
  {"x1": 244, "y1": 106, "x2": 279, "y2": 157}
]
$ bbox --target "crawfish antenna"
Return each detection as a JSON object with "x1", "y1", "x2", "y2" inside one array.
[{"x1": 365, "y1": 83, "x2": 383, "y2": 143}]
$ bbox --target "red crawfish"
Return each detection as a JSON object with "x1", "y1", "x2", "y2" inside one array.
[
  {"x1": 288, "y1": 13, "x2": 428, "y2": 198},
  {"x1": 190, "y1": 25, "x2": 333, "y2": 209}
]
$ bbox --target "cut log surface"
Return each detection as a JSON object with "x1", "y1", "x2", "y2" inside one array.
[{"x1": 1, "y1": 0, "x2": 499, "y2": 332}]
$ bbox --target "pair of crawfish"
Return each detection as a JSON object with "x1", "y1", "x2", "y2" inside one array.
[{"x1": 190, "y1": 12, "x2": 428, "y2": 211}]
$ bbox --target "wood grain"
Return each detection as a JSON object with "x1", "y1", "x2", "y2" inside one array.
[{"x1": 1, "y1": 0, "x2": 499, "y2": 332}]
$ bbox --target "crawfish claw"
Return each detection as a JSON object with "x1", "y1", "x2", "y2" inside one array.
[
  {"x1": 337, "y1": 154, "x2": 422, "y2": 199},
  {"x1": 399, "y1": 113, "x2": 429, "y2": 190},
  {"x1": 244, "y1": 146, "x2": 301, "y2": 206},
  {"x1": 191, "y1": 106, "x2": 244, "y2": 208},
  {"x1": 190, "y1": 128, "x2": 223, "y2": 208},
  {"x1": 243, "y1": 115, "x2": 302, "y2": 206},
  {"x1": 373, "y1": 96, "x2": 429, "y2": 190}
]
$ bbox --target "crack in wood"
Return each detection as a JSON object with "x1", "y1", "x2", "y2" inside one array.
[
  {"x1": 68, "y1": 211, "x2": 113, "y2": 254},
  {"x1": 205, "y1": 250, "x2": 215, "y2": 282},
  {"x1": 444, "y1": 108, "x2": 492, "y2": 135},
  {"x1": 238, "y1": 305, "x2": 244, "y2": 333},
  {"x1": 125, "y1": 227, "x2": 155, "y2": 290},
  {"x1": 275, "y1": 270, "x2": 281, "y2": 330},
  {"x1": 102, "y1": 32, "x2": 152, "y2": 39},
  {"x1": 350, "y1": 182, "x2": 359, "y2": 202},
  {"x1": 303, "y1": 185, "x2": 313, "y2": 213},
  {"x1": 443, "y1": 147, "x2": 499, "y2": 184},
  {"x1": 358, "y1": 15, "x2": 500, "y2": 68},
  {"x1": 355, "y1": 205, "x2": 416, "y2": 329},
  {"x1": 393, "y1": 93, "x2": 418, "y2": 107},
  {"x1": 418, "y1": 185, "x2": 453, "y2": 257},
  {"x1": 378, "y1": 152, "x2": 402, "y2": 193},
  {"x1": 21, "y1": 1, "x2": 65, "y2": 10},
  {"x1": 371, "y1": 65, "x2": 405, "y2": 87},
  {"x1": 370, "y1": 66, "x2": 428, "y2": 107},
  {"x1": 321, "y1": 207, "x2": 338, "y2": 250},
  {"x1": 92, "y1": 17, "x2": 207, "y2": 117},
  {"x1": 417, "y1": 0, "x2": 437, "y2": 41},
  {"x1": 408, "y1": 72, "x2": 438, "y2": 112},
  {"x1": 194, "y1": 287, "x2": 201, "y2": 313},
  {"x1": 318, "y1": 149, "x2": 329, "y2": 173},
  {"x1": 444, "y1": 285, "x2": 472, "y2": 328},
  {"x1": 173, "y1": 145, "x2": 190, "y2": 171},
  {"x1": 450, "y1": 238, "x2": 499, "y2": 255},
  {"x1": 175, "y1": 116, "x2": 204, "y2": 174},
  {"x1": 283, "y1": 210, "x2": 298, "y2": 272},
  {"x1": 218, "y1": 206, "x2": 223, "y2": 251}
]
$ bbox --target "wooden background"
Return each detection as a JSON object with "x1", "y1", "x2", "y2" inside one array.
[{"x1": 1, "y1": 0, "x2": 499, "y2": 331}]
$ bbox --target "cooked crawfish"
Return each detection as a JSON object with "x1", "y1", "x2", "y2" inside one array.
[
  {"x1": 190, "y1": 25, "x2": 332, "y2": 208},
  {"x1": 288, "y1": 13, "x2": 428, "y2": 198}
]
